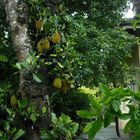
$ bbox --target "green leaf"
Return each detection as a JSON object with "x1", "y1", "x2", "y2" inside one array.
[
  {"x1": 112, "y1": 100, "x2": 121, "y2": 112},
  {"x1": 59, "y1": 113, "x2": 72, "y2": 124},
  {"x1": 88, "y1": 117, "x2": 102, "y2": 140},
  {"x1": 133, "y1": 93, "x2": 140, "y2": 101},
  {"x1": 77, "y1": 110, "x2": 95, "y2": 119},
  {"x1": 18, "y1": 99, "x2": 28, "y2": 108},
  {"x1": 131, "y1": 20, "x2": 140, "y2": 31},
  {"x1": 13, "y1": 129, "x2": 25, "y2": 140},
  {"x1": 27, "y1": 106, "x2": 34, "y2": 113},
  {"x1": 6, "y1": 108, "x2": 13, "y2": 116},
  {"x1": 57, "y1": 62, "x2": 64, "y2": 68},
  {"x1": 30, "y1": 113, "x2": 37, "y2": 123},
  {"x1": 11, "y1": 127, "x2": 17, "y2": 134},
  {"x1": 71, "y1": 123, "x2": 79, "y2": 134},
  {"x1": 4, "y1": 121, "x2": 10, "y2": 131},
  {"x1": 33, "y1": 73, "x2": 42, "y2": 83},
  {"x1": 100, "y1": 83, "x2": 112, "y2": 96},
  {"x1": 50, "y1": 54, "x2": 57, "y2": 57},
  {"x1": 54, "y1": 16, "x2": 58, "y2": 28},
  {"x1": 119, "y1": 113, "x2": 131, "y2": 120},
  {"x1": 51, "y1": 113, "x2": 57, "y2": 124},
  {"x1": 104, "y1": 96, "x2": 113, "y2": 105},
  {"x1": 104, "y1": 112, "x2": 113, "y2": 128},
  {"x1": 0, "y1": 131, "x2": 3, "y2": 137},
  {"x1": 15, "y1": 63, "x2": 22, "y2": 70},
  {"x1": 83, "y1": 122, "x2": 94, "y2": 133},
  {"x1": 0, "y1": 55, "x2": 8, "y2": 62},
  {"x1": 90, "y1": 99, "x2": 102, "y2": 112},
  {"x1": 42, "y1": 107, "x2": 47, "y2": 114},
  {"x1": 41, "y1": 132, "x2": 52, "y2": 140},
  {"x1": 124, "y1": 120, "x2": 132, "y2": 134}
]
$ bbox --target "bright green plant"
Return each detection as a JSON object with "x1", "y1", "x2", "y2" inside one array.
[
  {"x1": 40, "y1": 113, "x2": 79, "y2": 140},
  {"x1": 77, "y1": 84, "x2": 140, "y2": 140}
]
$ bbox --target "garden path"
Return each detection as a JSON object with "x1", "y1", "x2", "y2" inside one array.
[{"x1": 81, "y1": 123, "x2": 130, "y2": 140}]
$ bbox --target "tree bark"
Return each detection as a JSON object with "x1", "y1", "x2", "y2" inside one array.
[
  {"x1": 4, "y1": 0, "x2": 50, "y2": 139},
  {"x1": 4, "y1": 0, "x2": 31, "y2": 87}
]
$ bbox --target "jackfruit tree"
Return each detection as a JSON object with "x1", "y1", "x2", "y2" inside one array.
[{"x1": 0, "y1": 0, "x2": 136, "y2": 139}]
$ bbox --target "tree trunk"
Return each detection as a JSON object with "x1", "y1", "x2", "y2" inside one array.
[{"x1": 4, "y1": 0, "x2": 50, "y2": 139}]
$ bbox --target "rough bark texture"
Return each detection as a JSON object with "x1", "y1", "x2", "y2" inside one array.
[
  {"x1": 4, "y1": 0, "x2": 50, "y2": 139},
  {"x1": 4, "y1": 0, "x2": 31, "y2": 87}
]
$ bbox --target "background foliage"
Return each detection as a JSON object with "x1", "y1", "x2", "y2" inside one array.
[{"x1": 22, "y1": 0, "x2": 136, "y2": 88}]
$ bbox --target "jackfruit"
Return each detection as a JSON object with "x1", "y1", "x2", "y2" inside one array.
[
  {"x1": 35, "y1": 20, "x2": 43, "y2": 29},
  {"x1": 53, "y1": 78, "x2": 62, "y2": 89},
  {"x1": 37, "y1": 38, "x2": 50, "y2": 53},
  {"x1": 51, "y1": 31, "x2": 61, "y2": 44},
  {"x1": 10, "y1": 95, "x2": 17, "y2": 107},
  {"x1": 58, "y1": 4, "x2": 63, "y2": 12}
]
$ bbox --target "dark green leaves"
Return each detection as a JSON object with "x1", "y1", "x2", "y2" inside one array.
[
  {"x1": 42, "y1": 113, "x2": 79, "y2": 140},
  {"x1": 103, "y1": 112, "x2": 113, "y2": 128},
  {"x1": 4, "y1": 121, "x2": 10, "y2": 131},
  {"x1": 30, "y1": 113, "x2": 37, "y2": 123},
  {"x1": 84, "y1": 117, "x2": 102, "y2": 140},
  {"x1": 124, "y1": 120, "x2": 132, "y2": 134},
  {"x1": 100, "y1": 84, "x2": 112, "y2": 96},
  {"x1": 0, "y1": 55, "x2": 8, "y2": 62},
  {"x1": 33, "y1": 73, "x2": 42, "y2": 83},
  {"x1": 112, "y1": 100, "x2": 121, "y2": 112},
  {"x1": 13, "y1": 129, "x2": 25, "y2": 140},
  {"x1": 77, "y1": 110, "x2": 96, "y2": 119}
]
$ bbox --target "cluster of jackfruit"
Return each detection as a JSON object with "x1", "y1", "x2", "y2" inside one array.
[
  {"x1": 37, "y1": 31, "x2": 61, "y2": 53},
  {"x1": 34, "y1": 5, "x2": 70, "y2": 94},
  {"x1": 35, "y1": 20, "x2": 61, "y2": 53}
]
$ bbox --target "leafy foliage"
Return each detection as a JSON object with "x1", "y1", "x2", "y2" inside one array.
[
  {"x1": 77, "y1": 84, "x2": 140, "y2": 140},
  {"x1": 64, "y1": 0, "x2": 130, "y2": 28},
  {"x1": 40, "y1": 113, "x2": 79, "y2": 140},
  {"x1": 0, "y1": 97, "x2": 48, "y2": 139},
  {"x1": 20, "y1": 0, "x2": 136, "y2": 88},
  {"x1": 0, "y1": 0, "x2": 18, "y2": 106},
  {"x1": 51, "y1": 87, "x2": 99, "y2": 123},
  {"x1": 0, "y1": 107, "x2": 25, "y2": 140}
]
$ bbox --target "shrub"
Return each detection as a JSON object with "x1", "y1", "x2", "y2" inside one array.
[
  {"x1": 40, "y1": 113, "x2": 79, "y2": 140},
  {"x1": 52, "y1": 87, "x2": 99, "y2": 123}
]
